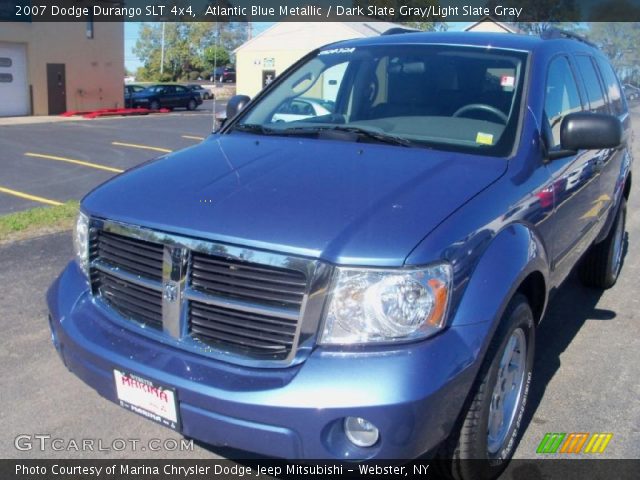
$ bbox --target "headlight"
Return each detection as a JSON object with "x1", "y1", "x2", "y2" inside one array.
[
  {"x1": 320, "y1": 264, "x2": 452, "y2": 345},
  {"x1": 73, "y1": 212, "x2": 90, "y2": 277}
]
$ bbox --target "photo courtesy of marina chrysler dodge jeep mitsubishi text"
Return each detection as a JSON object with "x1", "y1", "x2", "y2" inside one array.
[{"x1": 47, "y1": 30, "x2": 633, "y2": 479}]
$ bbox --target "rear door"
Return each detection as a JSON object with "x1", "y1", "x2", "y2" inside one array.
[
  {"x1": 174, "y1": 85, "x2": 191, "y2": 107},
  {"x1": 592, "y1": 56, "x2": 628, "y2": 219},
  {"x1": 543, "y1": 55, "x2": 602, "y2": 277}
]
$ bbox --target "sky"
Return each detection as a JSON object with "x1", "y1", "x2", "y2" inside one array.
[{"x1": 124, "y1": 22, "x2": 470, "y2": 73}]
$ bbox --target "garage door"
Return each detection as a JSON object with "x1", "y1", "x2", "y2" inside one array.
[{"x1": 0, "y1": 42, "x2": 29, "y2": 116}]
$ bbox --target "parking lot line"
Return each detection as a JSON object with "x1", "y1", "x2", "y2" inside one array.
[
  {"x1": 182, "y1": 135, "x2": 205, "y2": 141},
  {"x1": 111, "y1": 142, "x2": 172, "y2": 153},
  {"x1": 0, "y1": 186, "x2": 63, "y2": 206},
  {"x1": 25, "y1": 153, "x2": 124, "y2": 173}
]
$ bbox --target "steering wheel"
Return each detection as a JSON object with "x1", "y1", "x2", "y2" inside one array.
[{"x1": 453, "y1": 104, "x2": 508, "y2": 123}]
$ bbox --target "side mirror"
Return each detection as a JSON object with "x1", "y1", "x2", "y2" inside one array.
[
  {"x1": 560, "y1": 112, "x2": 622, "y2": 151},
  {"x1": 226, "y1": 95, "x2": 251, "y2": 120}
]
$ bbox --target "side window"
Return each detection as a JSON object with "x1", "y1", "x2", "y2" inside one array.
[
  {"x1": 268, "y1": 61, "x2": 346, "y2": 123},
  {"x1": 175, "y1": 86, "x2": 187, "y2": 94},
  {"x1": 596, "y1": 57, "x2": 625, "y2": 116},
  {"x1": 575, "y1": 55, "x2": 608, "y2": 114},
  {"x1": 544, "y1": 56, "x2": 583, "y2": 148}
]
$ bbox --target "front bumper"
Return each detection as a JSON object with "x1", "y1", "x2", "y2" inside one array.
[{"x1": 47, "y1": 261, "x2": 488, "y2": 459}]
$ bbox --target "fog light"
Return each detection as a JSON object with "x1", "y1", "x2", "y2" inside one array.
[{"x1": 344, "y1": 417, "x2": 379, "y2": 448}]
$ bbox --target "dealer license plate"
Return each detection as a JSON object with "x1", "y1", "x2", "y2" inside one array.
[{"x1": 113, "y1": 370, "x2": 180, "y2": 431}]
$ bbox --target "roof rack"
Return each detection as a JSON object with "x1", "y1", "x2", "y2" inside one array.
[
  {"x1": 540, "y1": 28, "x2": 597, "y2": 48},
  {"x1": 381, "y1": 27, "x2": 418, "y2": 36}
]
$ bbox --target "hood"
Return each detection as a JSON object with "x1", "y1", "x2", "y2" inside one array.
[{"x1": 83, "y1": 134, "x2": 507, "y2": 266}]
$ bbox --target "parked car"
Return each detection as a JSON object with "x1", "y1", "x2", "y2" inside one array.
[
  {"x1": 48, "y1": 31, "x2": 632, "y2": 479},
  {"x1": 130, "y1": 84, "x2": 202, "y2": 110},
  {"x1": 123, "y1": 84, "x2": 145, "y2": 108},
  {"x1": 186, "y1": 84, "x2": 213, "y2": 100},
  {"x1": 212, "y1": 66, "x2": 235, "y2": 83},
  {"x1": 623, "y1": 83, "x2": 640, "y2": 101},
  {"x1": 272, "y1": 97, "x2": 333, "y2": 122}
]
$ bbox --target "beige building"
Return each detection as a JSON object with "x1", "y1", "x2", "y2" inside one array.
[
  {"x1": 464, "y1": 16, "x2": 523, "y2": 34},
  {"x1": 234, "y1": 21, "x2": 400, "y2": 98},
  {"x1": 0, "y1": 21, "x2": 123, "y2": 116}
]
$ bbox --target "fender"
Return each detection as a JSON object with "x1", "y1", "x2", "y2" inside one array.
[
  {"x1": 595, "y1": 151, "x2": 632, "y2": 244},
  {"x1": 450, "y1": 223, "x2": 549, "y2": 333}
]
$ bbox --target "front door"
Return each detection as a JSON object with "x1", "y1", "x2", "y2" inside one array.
[{"x1": 46, "y1": 63, "x2": 66, "y2": 114}]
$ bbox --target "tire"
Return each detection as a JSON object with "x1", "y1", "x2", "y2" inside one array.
[
  {"x1": 446, "y1": 294, "x2": 535, "y2": 480},
  {"x1": 579, "y1": 198, "x2": 626, "y2": 289},
  {"x1": 149, "y1": 100, "x2": 160, "y2": 111},
  {"x1": 187, "y1": 98, "x2": 197, "y2": 111}
]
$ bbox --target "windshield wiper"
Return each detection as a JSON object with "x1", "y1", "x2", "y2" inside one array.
[
  {"x1": 274, "y1": 125, "x2": 414, "y2": 147},
  {"x1": 231, "y1": 123, "x2": 275, "y2": 135}
]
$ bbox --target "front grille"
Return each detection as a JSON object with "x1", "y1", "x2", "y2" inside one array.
[
  {"x1": 93, "y1": 269, "x2": 163, "y2": 329},
  {"x1": 89, "y1": 222, "x2": 313, "y2": 364},
  {"x1": 189, "y1": 301, "x2": 297, "y2": 357},
  {"x1": 188, "y1": 251, "x2": 307, "y2": 358},
  {"x1": 95, "y1": 231, "x2": 163, "y2": 281},
  {"x1": 190, "y1": 252, "x2": 307, "y2": 309}
]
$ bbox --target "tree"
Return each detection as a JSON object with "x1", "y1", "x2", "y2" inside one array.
[
  {"x1": 485, "y1": 0, "x2": 580, "y2": 34},
  {"x1": 585, "y1": 22, "x2": 640, "y2": 83},
  {"x1": 203, "y1": 45, "x2": 231, "y2": 71},
  {"x1": 133, "y1": 22, "x2": 246, "y2": 81}
]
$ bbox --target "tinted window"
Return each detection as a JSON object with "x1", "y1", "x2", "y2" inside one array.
[
  {"x1": 175, "y1": 86, "x2": 188, "y2": 93},
  {"x1": 544, "y1": 56, "x2": 583, "y2": 148},
  {"x1": 596, "y1": 57, "x2": 625, "y2": 115},
  {"x1": 575, "y1": 55, "x2": 608, "y2": 114}
]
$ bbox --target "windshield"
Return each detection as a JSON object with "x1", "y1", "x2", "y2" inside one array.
[{"x1": 232, "y1": 44, "x2": 528, "y2": 156}]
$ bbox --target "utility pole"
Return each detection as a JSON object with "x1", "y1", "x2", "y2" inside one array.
[{"x1": 160, "y1": 22, "x2": 165, "y2": 75}]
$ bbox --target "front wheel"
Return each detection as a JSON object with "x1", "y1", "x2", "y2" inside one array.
[
  {"x1": 447, "y1": 294, "x2": 535, "y2": 480},
  {"x1": 579, "y1": 198, "x2": 626, "y2": 289},
  {"x1": 149, "y1": 100, "x2": 160, "y2": 111},
  {"x1": 187, "y1": 98, "x2": 197, "y2": 111}
]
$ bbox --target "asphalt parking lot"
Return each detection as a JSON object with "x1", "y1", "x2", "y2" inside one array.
[
  {"x1": 0, "y1": 109, "x2": 638, "y2": 468},
  {"x1": 0, "y1": 100, "x2": 225, "y2": 214}
]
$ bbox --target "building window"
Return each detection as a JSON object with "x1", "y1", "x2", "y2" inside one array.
[
  {"x1": 0, "y1": 57, "x2": 12, "y2": 67},
  {"x1": 0, "y1": 73, "x2": 13, "y2": 83}
]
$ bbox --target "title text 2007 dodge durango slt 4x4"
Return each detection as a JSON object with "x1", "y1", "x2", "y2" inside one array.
[{"x1": 47, "y1": 31, "x2": 632, "y2": 479}]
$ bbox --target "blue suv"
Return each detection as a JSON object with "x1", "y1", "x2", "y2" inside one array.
[{"x1": 47, "y1": 30, "x2": 632, "y2": 478}]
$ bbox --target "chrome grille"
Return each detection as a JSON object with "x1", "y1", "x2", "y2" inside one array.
[
  {"x1": 96, "y1": 231, "x2": 163, "y2": 281},
  {"x1": 190, "y1": 252, "x2": 307, "y2": 309},
  {"x1": 188, "y1": 252, "x2": 307, "y2": 358},
  {"x1": 93, "y1": 270, "x2": 163, "y2": 329},
  {"x1": 88, "y1": 220, "x2": 318, "y2": 366},
  {"x1": 189, "y1": 300, "x2": 297, "y2": 358}
]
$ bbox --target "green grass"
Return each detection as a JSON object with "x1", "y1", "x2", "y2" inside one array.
[{"x1": 0, "y1": 200, "x2": 79, "y2": 243}]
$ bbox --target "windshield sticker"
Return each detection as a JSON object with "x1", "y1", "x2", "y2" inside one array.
[
  {"x1": 501, "y1": 75, "x2": 515, "y2": 87},
  {"x1": 476, "y1": 132, "x2": 494, "y2": 145},
  {"x1": 319, "y1": 47, "x2": 356, "y2": 55}
]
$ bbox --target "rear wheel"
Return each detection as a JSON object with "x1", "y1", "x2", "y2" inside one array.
[
  {"x1": 579, "y1": 198, "x2": 626, "y2": 288},
  {"x1": 149, "y1": 100, "x2": 160, "y2": 111},
  {"x1": 446, "y1": 294, "x2": 535, "y2": 480}
]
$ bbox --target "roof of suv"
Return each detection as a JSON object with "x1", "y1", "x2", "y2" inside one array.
[{"x1": 327, "y1": 31, "x2": 599, "y2": 56}]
